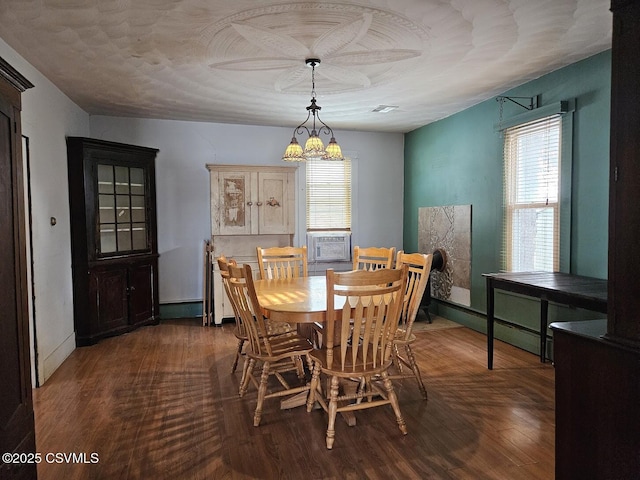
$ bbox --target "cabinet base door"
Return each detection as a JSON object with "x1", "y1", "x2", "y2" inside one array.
[
  {"x1": 88, "y1": 267, "x2": 129, "y2": 334},
  {"x1": 129, "y1": 260, "x2": 157, "y2": 325}
]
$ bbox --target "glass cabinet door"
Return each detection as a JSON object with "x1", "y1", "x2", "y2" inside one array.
[{"x1": 97, "y1": 164, "x2": 148, "y2": 255}]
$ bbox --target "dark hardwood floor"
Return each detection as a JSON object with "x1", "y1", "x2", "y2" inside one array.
[{"x1": 33, "y1": 318, "x2": 555, "y2": 479}]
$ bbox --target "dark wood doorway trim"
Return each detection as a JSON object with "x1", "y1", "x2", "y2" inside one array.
[{"x1": 0, "y1": 55, "x2": 36, "y2": 480}]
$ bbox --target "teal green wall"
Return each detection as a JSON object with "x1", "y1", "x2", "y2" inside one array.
[{"x1": 404, "y1": 50, "x2": 611, "y2": 355}]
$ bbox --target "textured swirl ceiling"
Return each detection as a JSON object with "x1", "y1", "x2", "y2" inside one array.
[{"x1": 0, "y1": 1, "x2": 612, "y2": 133}]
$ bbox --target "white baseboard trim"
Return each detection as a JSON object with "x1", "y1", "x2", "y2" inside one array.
[{"x1": 41, "y1": 331, "x2": 76, "y2": 385}]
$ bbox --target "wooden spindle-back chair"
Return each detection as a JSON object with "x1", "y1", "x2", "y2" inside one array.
[
  {"x1": 306, "y1": 265, "x2": 408, "y2": 449},
  {"x1": 391, "y1": 251, "x2": 433, "y2": 399},
  {"x1": 227, "y1": 263, "x2": 313, "y2": 427}
]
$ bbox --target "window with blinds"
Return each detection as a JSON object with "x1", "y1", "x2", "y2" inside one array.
[
  {"x1": 503, "y1": 115, "x2": 561, "y2": 272},
  {"x1": 306, "y1": 158, "x2": 351, "y2": 231}
]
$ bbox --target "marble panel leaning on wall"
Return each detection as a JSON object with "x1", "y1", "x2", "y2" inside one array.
[{"x1": 418, "y1": 205, "x2": 471, "y2": 306}]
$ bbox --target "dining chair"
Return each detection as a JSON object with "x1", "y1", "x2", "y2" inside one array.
[
  {"x1": 352, "y1": 246, "x2": 396, "y2": 271},
  {"x1": 306, "y1": 265, "x2": 409, "y2": 449},
  {"x1": 256, "y1": 245, "x2": 312, "y2": 339},
  {"x1": 226, "y1": 263, "x2": 313, "y2": 427},
  {"x1": 218, "y1": 256, "x2": 298, "y2": 389},
  {"x1": 390, "y1": 251, "x2": 433, "y2": 400},
  {"x1": 256, "y1": 246, "x2": 308, "y2": 280}
]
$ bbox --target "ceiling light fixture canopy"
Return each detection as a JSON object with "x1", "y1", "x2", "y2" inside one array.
[{"x1": 282, "y1": 59, "x2": 344, "y2": 162}]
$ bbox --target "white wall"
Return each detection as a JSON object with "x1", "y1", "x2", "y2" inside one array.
[
  {"x1": 89, "y1": 117, "x2": 405, "y2": 304},
  {"x1": 0, "y1": 38, "x2": 90, "y2": 384}
]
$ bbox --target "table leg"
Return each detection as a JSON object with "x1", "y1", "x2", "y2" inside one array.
[
  {"x1": 486, "y1": 278, "x2": 495, "y2": 370},
  {"x1": 540, "y1": 299, "x2": 548, "y2": 363},
  {"x1": 296, "y1": 323, "x2": 315, "y2": 343}
]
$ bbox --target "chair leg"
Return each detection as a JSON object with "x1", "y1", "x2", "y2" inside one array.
[
  {"x1": 392, "y1": 344, "x2": 404, "y2": 373},
  {"x1": 307, "y1": 361, "x2": 321, "y2": 412},
  {"x1": 239, "y1": 358, "x2": 255, "y2": 397},
  {"x1": 294, "y1": 355, "x2": 305, "y2": 380},
  {"x1": 355, "y1": 376, "x2": 375, "y2": 404},
  {"x1": 326, "y1": 375, "x2": 339, "y2": 449},
  {"x1": 355, "y1": 377, "x2": 366, "y2": 405},
  {"x1": 305, "y1": 354, "x2": 314, "y2": 375},
  {"x1": 405, "y1": 344, "x2": 427, "y2": 400},
  {"x1": 239, "y1": 355, "x2": 251, "y2": 394},
  {"x1": 254, "y1": 361, "x2": 270, "y2": 427},
  {"x1": 381, "y1": 371, "x2": 407, "y2": 435},
  {"x1": 232, "y1": 338, "x2": 245, "y2": 373}
]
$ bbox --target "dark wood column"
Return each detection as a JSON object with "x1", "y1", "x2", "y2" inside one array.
[
  {"x1": 551, "y1": 1, "x2": 640, "y2": 478},
  {"x1": 607, "y1": 0, "x2": 640, "y2": 346}
]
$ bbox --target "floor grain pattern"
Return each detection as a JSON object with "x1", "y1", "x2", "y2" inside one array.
[{"x1": 33, "y1": 318, "x2": 555, "y2": 479}]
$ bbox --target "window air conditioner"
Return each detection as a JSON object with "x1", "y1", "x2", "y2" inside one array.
[{"x1": 307, "y1": 232, "x2": 351, "y2": 262}]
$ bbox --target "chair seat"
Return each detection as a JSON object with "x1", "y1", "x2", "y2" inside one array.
[
  {"x1": 267, "y1": 321, "x2": 294, "y2": 335},
  {"x1": 244, "y1": 334, "x2": 313, "y2": 365},
  {"x1": 309, "y1": 347, "x2": 393, "y2": 378},
  {"x1": 393, "y1": 328, "x2": 416, "y2": 345},
  {"x1": 234, "y1": 325, "x2": 301, "y2": 344},
  {"x1": 268, "y1": 335, "x2": 313, "y2": 355}
]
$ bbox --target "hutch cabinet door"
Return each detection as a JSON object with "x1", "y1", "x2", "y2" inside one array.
[
  {"x1": 212, "y1": 170, "x2": 253, "y2": 235},
  {"x1": 257, "y1": 171, "x2": 293, "y2": 234}
]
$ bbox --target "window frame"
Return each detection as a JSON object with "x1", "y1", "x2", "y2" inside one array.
[
  {"x1": 503, "y1": 115, "x2": 561, "y2": 272},
  {"x1": 305, "y1": 157, "x2": 352, "y2": 232},
  {"x1": 498, "y1": 101, "x2": 573, "y2": 273}
]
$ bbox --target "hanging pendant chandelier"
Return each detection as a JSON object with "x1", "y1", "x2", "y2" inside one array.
[{"x1": 282, "y1": 59, "x2": 344, "y2": 162}]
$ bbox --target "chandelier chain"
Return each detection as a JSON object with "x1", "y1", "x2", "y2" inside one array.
[{"x1": 311, "y1": 62, "x2": 317, "y2": 99}]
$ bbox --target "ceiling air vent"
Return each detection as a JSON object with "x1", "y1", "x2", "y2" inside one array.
[{"x1": 372, "y1": 105, "x2": 398, "y2": 113}]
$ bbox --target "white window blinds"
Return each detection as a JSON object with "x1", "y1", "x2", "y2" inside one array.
[
  {"x1": 503, "y1": 115, "x2": 561, "y2": 272},
  {"x1": 306, "y1": 158, "x2": 352, "y2": 231}
]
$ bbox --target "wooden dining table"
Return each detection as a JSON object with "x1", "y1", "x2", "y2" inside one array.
[{"x1": 254, "y1": 275, "x2": 334, "y2": 325}]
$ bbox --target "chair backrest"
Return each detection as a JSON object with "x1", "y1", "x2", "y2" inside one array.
[
  {"x1": 226, "y1": 263, "x2": 273, "y2": 357},
  {"x1": 395, "y1": 251, "x2": 433, "y2": 339},
  {"x1": 257, "y1": 246, "x2": 308, "y2": 280},
  {"x1": 352, "y1": 246, "x2": 396, "y2": 271},
  {"x1": 216, "y1": 254, "x2": 237, "y2": 279},
  {"x1": 325, "y1": 265, "x2": 408, "y2": 372}
]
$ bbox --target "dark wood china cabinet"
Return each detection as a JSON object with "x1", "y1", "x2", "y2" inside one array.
[{"x1": 67, "y1": 137, "x2": 160, "y2": 346}]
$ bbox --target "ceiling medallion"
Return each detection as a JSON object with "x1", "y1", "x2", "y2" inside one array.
[{"x1": 205, "y1": 4, "x2": 427, "y2": 94}]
